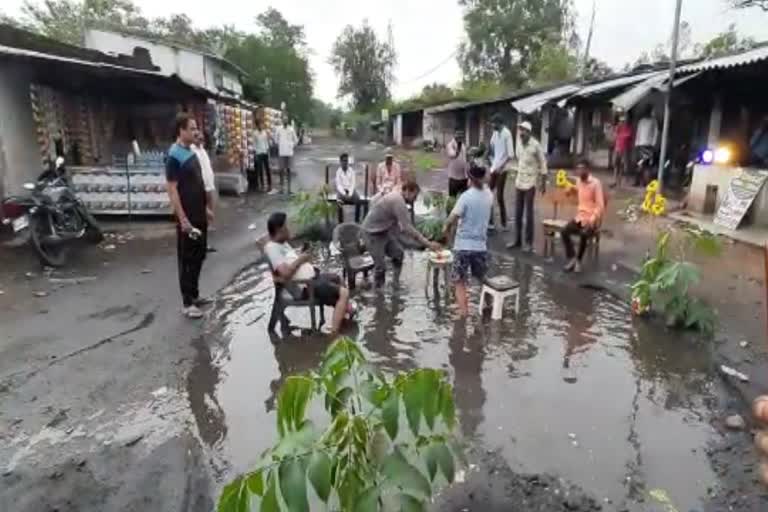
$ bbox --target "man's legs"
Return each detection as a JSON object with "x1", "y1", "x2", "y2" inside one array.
[
  {"x1": 366, "y1": 232, "x2": 389, "y2": 287},
  {"x1": 279, "y1": 157, "x2": 286, "y2": 192},
  {"x1": 496, "y1": 171, "x2": 508, "y2": 228},
  {"x1": 260, "y1": 154, "x2": 273, "y2": 191},
  {"x1": 577, "y1": 226, "x2": 595, "y2": 262},
  {"x1": 562, "y1": 220, "x2": 579, "y2": 262},
  {"x1": 286, "y1": 157, "x2": 292, "y2": 194},
  {"x1": 187, "y1": 228, "x2": 207, "y2": 302},
  {"x1": 177, "y1": 226, "x2": 206, "y2": 314},
  {"x1": 313, "y1": 273, "x2": 350, "y2": 334},
  {"x1": 385, "y1": 233, "x2": 405, "y2": 282},
  {"x1": 524, "y1": 187, "x2": 536, "y2": 247},
  {"x1": 513, "y1": 187, "x2": 525, "y2": 246}
]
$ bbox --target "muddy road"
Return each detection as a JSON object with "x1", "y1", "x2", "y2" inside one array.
[{"x1": 1, "y1": 138, "x2": 767, "y2": 511}]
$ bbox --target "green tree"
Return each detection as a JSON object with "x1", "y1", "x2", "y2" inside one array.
[
  {"x1": 528, "y1": 43, "x2": 578, "y2": 85},
  {"x1": 21, "y1": 0, "x2": 150, "y2": 45},
  {"x1": 458, "y1": 0, "x2": 576, "y2": 87},
  {"x1": 330, "y1": 20, "x2": 397, "y2": 112},
  {"x1": 456, "y1": 79, "x2": 507, "y2": 101},
  {"x1": 256, "y1": 7, "x2": 306, "y2": 50},
  {"x1": 694, "y1": 23, "x2": 757, "y2": 58}
]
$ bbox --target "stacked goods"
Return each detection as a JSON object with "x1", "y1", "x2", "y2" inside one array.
[{"x1": 215, "y1": 104, "x2": 256, "y2": 169}]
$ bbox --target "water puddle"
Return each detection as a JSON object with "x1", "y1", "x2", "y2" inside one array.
[{"x1": 189, "y1": 250, "x2": 721, "y2": 510}]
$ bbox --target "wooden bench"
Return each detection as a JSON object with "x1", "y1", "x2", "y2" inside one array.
[{"x1": 541, "y1": 189, "x2": 606, "y2": 259}]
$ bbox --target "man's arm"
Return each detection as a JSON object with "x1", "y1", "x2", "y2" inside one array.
[
  {"x1": 442, "y1": 199, "x2": 463, "y2": 239},
  {"x1": 396, "y1": 199, "x2": 439, "y2": 249},
  {"x1": 592, "y1": 180, "x2": 605, "y2": 226},
  {"x1": 274, "y1": 254, "x2": 312, "y2": 281},
  {"x1": 166, "y1": 181, "x2": 193, "y2": 232}
]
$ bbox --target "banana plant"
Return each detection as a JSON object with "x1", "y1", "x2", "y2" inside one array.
[{"x1": 218, "y1": 338, "x2": 462, "y2": 512}]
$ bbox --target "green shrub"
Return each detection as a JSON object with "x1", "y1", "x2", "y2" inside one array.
[{"x1": 217, "y1": 338, "x2": 462, "y2": 512}]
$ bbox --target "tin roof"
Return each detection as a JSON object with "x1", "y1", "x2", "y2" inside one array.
[{"x1": 677, "y1": 45, "x2": 768, "y2": 74}]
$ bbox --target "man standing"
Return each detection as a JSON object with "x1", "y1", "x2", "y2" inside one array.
[
  {"x1": 166, "y1": 113, "x2": 211, "y2": 319},
  {"x1": 335, "y1": 152, "x2": 362, "y2": 223},
  {"x1": 191, "y1": 132, "x2": 217, "y2": 253},
  {"x1": 275, "y1": 117, "x2": 297, "y2": 194},
  {"x1": 254, "y1": 120, "x2": 273, "y2": 193},
  {"x1": 443, "y1": 163, "x2": 493, "y2": 316},
  {"x1": 374, "y1": 149, "x2": 403, "y2": 196},
  {"x1": 508, "y1": 121, "x2": 547, "y2": 251},
  {"x1": 488, "y1": 114, "x2": 514, "y2": 230},
  {"x1": 612, "y1": 112, "x2": 633, "y2": 188},
  {"x1": 562, "y1": 159, "x2": 605, "y2": 274},
  {"x1": 446, "y1": 129, "x2": 469, "y2": 198},
  {"x1": 363, "y1": 181, "x2": 441, "y2": 287},
  {"x1": 634, "y1": 108, "x2": 658, "y2": 186},
  {"x1": 264, "y1": 212, "x2": 354, "y2": 335}
]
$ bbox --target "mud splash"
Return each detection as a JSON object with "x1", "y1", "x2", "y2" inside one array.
[{"x1": 192, "y1": 250, "x2": 722, "y2": 511}]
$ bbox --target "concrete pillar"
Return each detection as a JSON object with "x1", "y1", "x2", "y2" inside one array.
[{"x1": 707, "y1": 95, "x2": 722, "y2": 147}]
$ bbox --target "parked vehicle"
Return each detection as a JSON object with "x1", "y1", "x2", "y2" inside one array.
[{"x1": 1, "y1": 157, "x2": 103, "y2": 267}]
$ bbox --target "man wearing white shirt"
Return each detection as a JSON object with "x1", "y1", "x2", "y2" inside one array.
[
  {"x1": 192, "y1": 132, "x2": 217, "y2": 252},
  {"x1": 335, "y1": 152, "x2": 363, "y2": 223},
  {"x1": 489, "y1": 114, "x2": 514, "y2": 230},
  {"x1": 275, "y1": 117, "x2": 298, "y2": 194}
]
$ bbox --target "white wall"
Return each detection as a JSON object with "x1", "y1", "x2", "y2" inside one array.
[
  {"x1": 0, "y1": 62, "x2": 44, "y2": 200},
  {"x1": 393, "y1": 115, "x2": 403, "y2": 146},
  {"x1": 84, "y1": 29, "x2": 241, "y2": 96}
]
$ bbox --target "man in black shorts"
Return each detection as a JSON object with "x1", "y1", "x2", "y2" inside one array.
[
  {"x1": 166, "y1": 113, "x2": 213, "y2": 319},
  {"x1": 264, "y1": 212, "x2": 355, "y2": 335}
]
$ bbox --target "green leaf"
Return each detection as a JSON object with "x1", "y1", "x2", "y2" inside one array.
[
  {"x1": 246, "y1": 471, "x2": 264, "y2": 497},
  {"x1": 307, "y1": 451, "x2": 332, "y2": 503},
  {"x1": 434, "y1": 443, "x2": 455, "y2": 483},
  {"x1": 381, "y1": 390, "x2": 400, "y2": 440},
  {"x1": 278, "y1": 457, "x2": 309, "y2": 512},
  {"x1": 337, "y1": 469, "x2": 364, "y2": 510},
  {"x1": 277, "y1": 376, "x2": 314, "y2": 435},
  {"x1": 354, "y1": 487, "x2": 380, "y2": 512},
  {"x1": 438, "y1": 383, "x2": 456, "y2": 429},
  {"x1": 330, "y1": 386, "x2": 354, "y2": 415},
  {"x1": 421, "y1": 372, "x2": 440, "y2": 431},
  {"x1": 260, "y1": 474, "x2": 279, "y2": 512},
  {"x1": 218, "y1": 476, "x2": 248, "y2": 512},
  {"x1": 425, "y1": 445, "x2": 439, "y2": 482},
  {"x1": 381, "y1": 450, "x2": 432, "y2": 499},
  {"x1": 402, "y1": 375, "x2": 424, "y2": 436},
  {"x1": 399, "y1": 493, "x2": 426, "y2": 512},
  {"x1": 273, "y1": 420, "x2": 318, "y2": 457},
  {"x1": 369, "y1": 428, "x2": 391, "y2": 464}
]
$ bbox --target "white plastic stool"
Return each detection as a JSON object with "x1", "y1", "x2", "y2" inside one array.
[
  {"x1": 425, "y1": 250, "x2": 454, "y2": 298},
  {"x1": 479, "y1": 276, "x2": 520, "y2": 320}
]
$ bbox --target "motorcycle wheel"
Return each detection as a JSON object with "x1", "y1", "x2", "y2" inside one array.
[
  {"x1": 77, "y1": 205, "x2": 104, "y2": 244},
  {"x1": 29, "y1": 214, "x2": 69, "y2": 267}
]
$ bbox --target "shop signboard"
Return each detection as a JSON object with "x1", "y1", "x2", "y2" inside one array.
[{"x1": 713, "y1": 167, "x2": 768, "y2": 230}]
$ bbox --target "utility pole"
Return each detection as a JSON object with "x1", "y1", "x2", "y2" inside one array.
[
  {"x1": 582, "y1": 0, "x2": 597, "y2": 78},
  {"x1": 657, "y1": 0, "x2": 683, "y2": 192}
]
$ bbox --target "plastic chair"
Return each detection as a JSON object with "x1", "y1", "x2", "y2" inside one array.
[{"x1": 332, "y1": 223, "x2": 374, "y2": 290}]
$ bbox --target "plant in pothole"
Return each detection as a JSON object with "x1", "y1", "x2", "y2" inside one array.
[
  {"x1": 290, "y1": 187, "x2": 337, "y2": 240},
  {"x1": 217, "y1": 338, "x2": 461, "y2": 511},
  {"x1": 631, "y1": 226, "x2": 721, "y2": 335}
]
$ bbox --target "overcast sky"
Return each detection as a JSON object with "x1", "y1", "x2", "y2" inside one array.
[{"x1": 4, "y1": 0, "x2": 768, "y2": 106}]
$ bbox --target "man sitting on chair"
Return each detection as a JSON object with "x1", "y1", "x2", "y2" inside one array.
[
  {"x1": 264, "y1": 212, "x2": 355, "y2": 335},
  {"x1": 335, "y1": 152, "x2": 362, "y2": 223},
  {"x1": 562, "y1": 159, "x2": 605, "y2": 274}
]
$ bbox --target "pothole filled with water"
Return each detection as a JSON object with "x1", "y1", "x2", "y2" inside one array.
[{"x1": 188, "y1": 249, "x2": 723, "y2": 511}]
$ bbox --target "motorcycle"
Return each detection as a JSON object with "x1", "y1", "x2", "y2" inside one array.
[{"x1": 1, "y1": 157, "x2": 103, "y2": 267}]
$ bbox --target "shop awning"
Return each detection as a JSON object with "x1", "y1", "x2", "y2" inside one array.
[
  {"x1": 610, "y1": 72, "x2": 703, "y2": 111},
  {"x1": 510, "y1": 84, "x2": 581, "y2": 114},
  {"x1": 567, "y1": 71, "x2": 661, "y2": 102},
  {"x1": 677, "y1": 45, "x2": 768, "y2": 73}
]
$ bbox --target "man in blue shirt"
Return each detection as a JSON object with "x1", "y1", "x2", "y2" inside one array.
[
  {"x1": 443, "y1": 163, "x2": 493, "y2": 316},
  {"x1": 166, "y1": 113, "x2": 212, "y2": 319}
]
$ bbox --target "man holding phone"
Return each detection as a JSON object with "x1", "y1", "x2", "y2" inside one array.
[{"x1": 166, "y1": 113, "x2": 212, "y2": 319}]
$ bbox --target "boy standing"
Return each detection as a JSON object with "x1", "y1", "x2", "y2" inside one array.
[{"x1": 443, "y1": 164, "x2": 493, "y2": 316}]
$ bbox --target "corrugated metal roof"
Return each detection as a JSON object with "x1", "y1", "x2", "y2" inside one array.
[
  {"x1": 569, "y1": 71, "x2": 662, "y2": 100},
  {"x1": 510, "y1": 84, "x2": 581, "y2": 114},
  {"x1": 677, "y1": 45, "x2": 768, "y2": 73}
]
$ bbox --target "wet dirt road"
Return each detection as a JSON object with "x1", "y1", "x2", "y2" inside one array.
[{"x1": 1, "y1": 138, "x2": 767, "y2": 511}]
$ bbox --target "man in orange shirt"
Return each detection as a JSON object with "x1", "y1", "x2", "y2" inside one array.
[
  {"x1": 374, "y1": 150, "x2": 403, "y2": 196},
  {"x1": 562, "y1": 159, "x2": 605, "y2": 273}
]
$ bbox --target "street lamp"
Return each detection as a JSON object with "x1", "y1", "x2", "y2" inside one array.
[{"x1": 657, "y1": 0, "x2": 684, "y2": 193}]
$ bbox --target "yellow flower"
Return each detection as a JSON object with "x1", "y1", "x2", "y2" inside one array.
[
  {"x1": 646, "y1": 180, "x2": 660, "y2": 194},
  {"x1": 654, "y1": 194, "x2": 666, "y2": 208},
  {"x1": 641, "y1": 199, "x2": 652, "y2": 213},
  {"x1": 652, "y1": 203, "x2": 665, "y2": 216}
]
